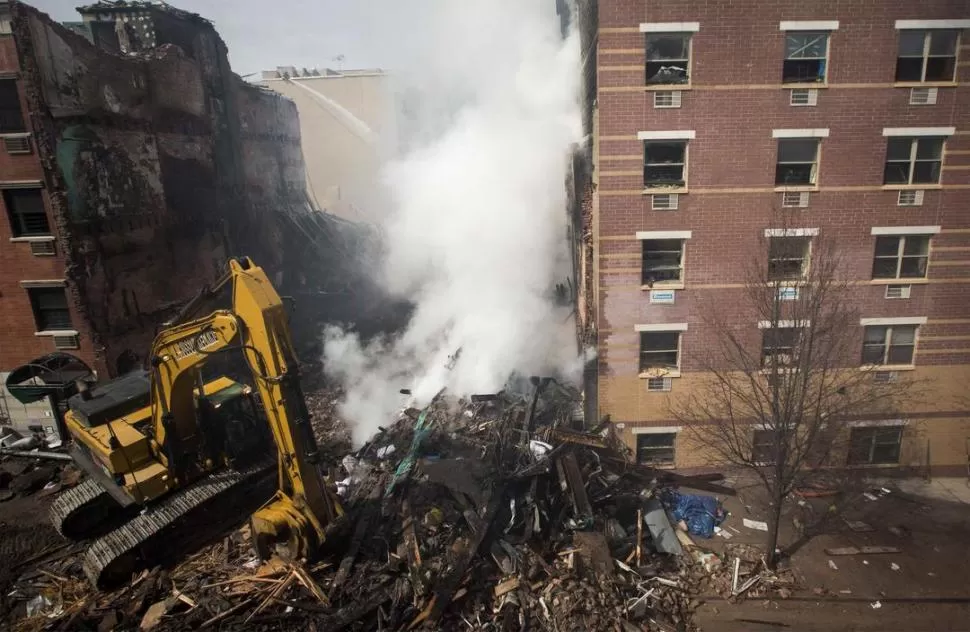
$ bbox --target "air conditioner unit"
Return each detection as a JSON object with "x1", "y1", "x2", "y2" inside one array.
[
  {"x1": 897, "y1": 190, "x2": 924, "y2": 206},
  {"x1": 29, "y1": 240, "x2": 55, "y2": 256},
  {"x1": 653, "y1": 91, "x2": 682, "y2": 109},
  {"x1": 52, "y1": 334, "x2": 79, "y2": 350},
  {"x1": 790, "y1": 88, "x2": 818, "y2": 106},
  {"x1": 1, "y1": 134, "x2": 31, "y2": 154},
  {"x1": 646, "y1": 377, "x2": 672, "y2": 392},
  {"x1": 652, "y1": 193, "x2": 679, "y2": 210},
  {"x1": 885, "y1": 284, "x2": 911, "y2": 299},
  {"x1": 909, "y1": 87, "x2": 938, "y2": 106},
  {"x1": 872, "y1": 371, "x2": 898, "y2": 384},
  {"x1": 782, "y1": 191, "x2": 809, "y2": 208}
]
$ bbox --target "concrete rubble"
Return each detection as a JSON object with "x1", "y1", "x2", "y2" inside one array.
[{"x1": 0, "y1": 378, "x2": 758, "y2": 631}]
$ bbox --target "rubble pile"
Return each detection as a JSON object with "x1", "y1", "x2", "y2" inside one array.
[{"x1": 5, "y1": 379, "x2": 724, "y2": 631}]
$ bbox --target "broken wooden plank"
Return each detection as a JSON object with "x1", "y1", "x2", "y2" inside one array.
[
  {"x1": 493, "y1": 576, "x2": 520, "y2": 598},
  {"x1": 824, "y1": 546, "x2": 901, "y2": 556},
  {"x1": 558, "y1": 451, "x2": 593, "y2": 526}
]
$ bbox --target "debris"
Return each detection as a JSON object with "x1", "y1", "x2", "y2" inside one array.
[
  {"x1": 663, "y1": 490, "x2": 726, "y2": 538},
  {"x1": 644, "y1": 497, "x2": 683, "y2": 555},
  {"x1": 824, "y1": 546, "x2": 901, "y2": 556},
  {"x1": 844, "y1": 519, "x2": 874, "y2": 532},
  {"x1": 742, "y1": 518, "x2": 769, "y2": 532},
  {"x1": 139, "y1": 600, "x2": 171, "y2": 630},
  {"x1": 828, "y1": 560, "x2": 838, "y2": 570},
  {"x1": 890, "y1": 563, "x2": 900, "y2": 571},
  {"x1": 870, "y1": 600, "x2": 882, "y2": 609}
]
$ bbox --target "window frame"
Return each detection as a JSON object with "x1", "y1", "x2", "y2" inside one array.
[
  {"x1": 883, "y1": 137, "x2": 945, "y2": 185},
  {"x1": 751, "y1": 429, "x2": 776, "y2": 464},
  {"x1": 775, "y1": 138, "x2": 821, "y2": 186},
  {"x1": 641, "y1": 238, "x2": 686, "y2": 286},
  {"x1": 782, "y1": 31, "x2": 830, "y2": 84},
  {"x1": 861, "y1": 324, "x2": 918, "y2": 367},
  {"x1": 3, "y1": 188, "x2": 51, "y2": 237},
  {"x1": 871, "y1": 235, "x2": 930, "y2": 280},
  {"x1": 644, "y1": 32, "x2": 692, "y2": 86},
  {"x1": 27, "y1": 287, "x2": 72, "y2": 332},
  {"x1": 847, "y1": 426, "x2": 903, "y2": 465},
  {"x1": 639, "y1": 330, "x2": 682, "y2": 374},
  {"x1": 643, "y1": 140, "x2": 687, "y2": 189},
  {"x1": 636, "y1": 431, "x2": 677, "y2": 466},
  {"x1": 767, "y1": 235, "x2": 812, "y2": 282},
  {"x1": 0, "y1": 79, "x2": 25, "y2": 134},
  {"x1": 761, "y1": 327, "x2": 801, "y2": 368},
  {"x1": 895, "y1": 29, "x2": 960, "y2": 83}
]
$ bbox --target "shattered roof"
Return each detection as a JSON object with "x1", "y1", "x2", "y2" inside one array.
[{"x1": 75, "y1": 1, "x2": 211, "y2": 25}]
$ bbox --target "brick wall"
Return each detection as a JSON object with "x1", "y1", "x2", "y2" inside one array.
[{"x1": 592, "y1": 0, "x2": 970, "y2": 470}]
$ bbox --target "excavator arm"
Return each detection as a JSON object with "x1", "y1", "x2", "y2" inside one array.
[{"x1": 148, "y1": 257, "x2": 341, "y2": 561}]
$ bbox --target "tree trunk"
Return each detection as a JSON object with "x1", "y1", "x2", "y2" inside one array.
[{"x1": 765, "y1": 485, "x2": 785, "y2": 570}]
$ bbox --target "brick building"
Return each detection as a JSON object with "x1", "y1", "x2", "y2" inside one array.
[
  {"x1": 572, "y1": 0, "x2": 970, "y2": 475},
  {"x1": 0, "y1": 1, "x2": 361, "y2": 438}
]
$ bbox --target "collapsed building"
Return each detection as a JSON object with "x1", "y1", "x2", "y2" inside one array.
[{"x1": 0, "y1": 1, "x2": 374, "y2": 439}]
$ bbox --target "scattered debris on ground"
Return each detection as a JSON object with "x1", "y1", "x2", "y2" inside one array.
[{"x1": 1, "y1": 380, "x2": 743, "y2": 631}]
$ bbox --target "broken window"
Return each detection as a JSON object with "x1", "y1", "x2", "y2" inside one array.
[
  {"x1": 847, "y1": 426, "x2": 903, "y2": 465},
  {"x1": 775, "y1": 139, "x2": 820, "y2": 186},
  {"x1": 862, "y1": 325, "x2": 917, "y2": 366},
  {"x1": 639, "y1": 332, "x2": 680, "y2": 372},
  {"x1": 28, "y1": 287, "x2": 72, "y2": 332},
  {"x1": 762, "y1": 327, "x2": 800, "y2": 368},
  {"x1": 767, "y1": 236, "x2": 810, "y2": 281},
  {"x1": 636, "y1": 432, "x2": 676, "y2": 465},
  {"x1": 872, "y1": 235, "x2": 930, "y2": 279},
  {"x1": 0, "y1": 80, "x2": 25, "y2": 134},
  {"x1": 751, "y1": 429, "x2": 776, "y2": 464},
  {"x1": 895, "y1": 30, "x2": 959, "y2": 82},
  {"x1": 643, "y1": 141, "x2": 686, "y2": 188},
  {"x1": 3, "y1": 188, "x2": 50, "y2": 237},
  {"x1": 883, "y1": 137, "x2": 944, "y2": 185},
  {"x1": 641, "y1": 239, "x2": 684, "y2": 285},
  {"x1": 783, "y1": 32, "x2": 828, "y2": 83},
  {"x1": 645, "y1": 33, "x2": 690, "y2": 85}
]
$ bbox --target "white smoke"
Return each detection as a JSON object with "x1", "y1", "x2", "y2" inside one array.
[{"x1": 323, "y1": 1, "x2": 584, "y2": 446}]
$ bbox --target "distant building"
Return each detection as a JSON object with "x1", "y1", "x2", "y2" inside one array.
[
  {"x1": 0, "y1": 2, "x2": 356, "y2": 438},
  {"x1": 260, "y1": 68, "x2": 395, "y2": 222},
  {"x1": 567, "y1": 0, "x2": 970, "y2": 476}
]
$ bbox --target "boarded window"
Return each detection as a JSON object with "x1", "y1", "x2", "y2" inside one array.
[
  {"x1": 28, "y1": 287, "x2": 72, "y2": 331},
  {"x1": 636, "y1": 432, "x2": 676, "y2": 465},
  {"x1": 3, "y1": 188, "x2": 49, "y2": 237},
  {"x1": 848, "y1": 426, "x2": 903, "y2": 465}
]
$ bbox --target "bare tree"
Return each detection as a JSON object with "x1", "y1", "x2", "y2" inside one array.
[{"x1": 671, "y1": 216, "x2": 916, "y2": 568}]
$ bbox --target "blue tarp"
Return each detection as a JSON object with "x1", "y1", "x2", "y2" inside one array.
[{"x1": 661, "y1": 490, "x2": 726, "y2": 539}]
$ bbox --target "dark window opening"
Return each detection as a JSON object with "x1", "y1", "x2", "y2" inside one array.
[
  {"x1": 762, "y1": 328, "x2": 800, "y2": 368},
  {"x1": 751, "y1": 429, "x2": 775, "y2": 464},
  {"x1": 645, "y1": 33, "x2": 690, "y2": 85},
  {"x1": 775, "y1": 139, "x2": 819, "y2": 185},
  {"x1": 872, "y1": 235, "x2": 929, "y2": 279},
  {"x1": 636, "y1": 432, "x2": 676, "y2": 465},
  {"x1": 643, "y1": 141, "x2": 686, "y2": 188},
  {"x1": 848, "y1": 426, "x2": 902, "y2": 465},
  {"x1": 782, "y1": 32, "x2": 828, "y2": 83},
  {"x1": 639, "y1": 331, "x2": 680, "y2": 372},
  {"x1": 3, "y1": 188, "x2": 50, "y2": 237},
  {"x1": 862, "y1": 325, "x2": 916, "y2": 366},
  {"x1": 28, "y1": 287, "x2": 72, "y2": 331},
  {"x1": 768, "y1": 236, "x2": 810, "y2": 281},
  {"x1": 641, "y1": 239, "x2": 684, "y2": 284},
  {"x1": 0, "y1": 80, "x2": 25, "y2": 133},
  {"x1": 895, "y1": 30, "x2": 958, "y2": 82},
  {"x1": 883, "y1": 137, "x2": 943, "y2": 185}
]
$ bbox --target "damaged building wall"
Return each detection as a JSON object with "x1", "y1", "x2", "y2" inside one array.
[{"x1": 7, "y1": 2, "x2": 321, "y2": 377}]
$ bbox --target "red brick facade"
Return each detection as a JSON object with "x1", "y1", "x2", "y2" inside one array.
[{"x1": 591, "y1": 0, "x2": 970, "y2": 473}]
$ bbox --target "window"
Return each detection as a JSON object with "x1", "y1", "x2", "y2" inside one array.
[
  {"x1": 895, "y1": 30, "x2": 959, "y2": 82},
  {"x1": 643, "y1": 141, "x2": 686, "y2": 188},
  {"x1": 883, "y1": 137, "x2": 944, "y2": 185},
  {"x1": 768, "y1": 236, "x2": 811, "y2": 281},
  {"x1": 645, "y1": 33, "x2": 690, "y2": 85},
  {"x1": 639, "y1": 332, "x2": 680, "y2": 372},
  {"x1": 776, "y1": 139, "x2": 819, "y2": 186},
  {"x1": 3, "y1": 189, "x2": 50, "y2": 237},
  {"x1": 847, "y1": 426, "x2": 903, "y2": 465},
  {"x1": 762, "y1": 327, "x2": 799, "y2": 367},
  {"x1": 872, "y1": 235, "x2": 929, "y2": 279},
  {"x1": 636, "y1": 432, "x2": 676, "y2": 465},
  {"x1": 783, "y1": 32, "x2": 829, "y2": 83},
  {"x1": 641, "y1": 239, "x2": 684, "y2": 285},
  {"x1": 862, "y1": 325, "x2": 917, "y2": 366},
  {"x1": 751, "y1": 429, "x2": 775, "y2": 464},
  {"x1": 28, "y1": 288, "x2": 72, "y2": 331},
  {"x1": 0, "y1": 80, "x2": 24, "y2": 134}
]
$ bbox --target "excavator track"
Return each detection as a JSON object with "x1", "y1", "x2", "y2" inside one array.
[
  {"x1": 83, "y1": 459, "x2": 275, "y2": 588},
  {"x1": 50, "y1": 479, "x2": 133, "y2": 540}
]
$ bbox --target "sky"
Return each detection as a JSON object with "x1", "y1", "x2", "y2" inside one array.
[{"x1": 26, "y1": 0, "x2": 429, "y2": 76}]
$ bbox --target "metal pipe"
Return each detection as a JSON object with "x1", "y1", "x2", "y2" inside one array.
[{"x1": 0, "y1": 448, "x2": 73, "y2": 461}]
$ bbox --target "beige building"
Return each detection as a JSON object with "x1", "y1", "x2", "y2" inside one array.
[{"x1": 259, "y1": 68, "x2": 395, "y2": 223}]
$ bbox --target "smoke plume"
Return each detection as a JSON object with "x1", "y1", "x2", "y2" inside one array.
[{"x1": 323, "y1": 1, "x2": 583, "y2": 446}]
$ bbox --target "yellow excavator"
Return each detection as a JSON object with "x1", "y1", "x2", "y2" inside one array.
[{"x1": 51, "y1": 257, "x2": 342, "y2": 587}]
